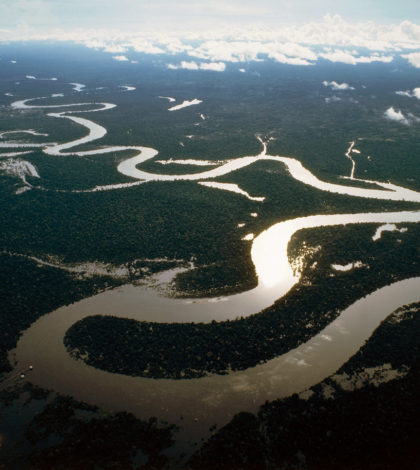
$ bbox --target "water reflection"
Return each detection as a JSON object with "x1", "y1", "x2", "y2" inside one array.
[{"x1": 11, "y1": 211, "x2": 420, "y2": 449}]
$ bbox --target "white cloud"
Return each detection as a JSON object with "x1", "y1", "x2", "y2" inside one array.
[
  {"x1": 199, "y1": 61, "x2": 226, "y2": 71},
  {"x1": 320, "y1": 50, "x2": 359, "y2": 64},
  {"x1": 168, "y1": 60, "x2": 226, "y2": 71},
  {"x1": 103, "y1": 44, "x2": 127, "y2": 53},
  {"x1": 267, "y1": 53, "x2": 314, "y2": 66},
  {"x1": 384, "y1": 107, "x2": 409, "y2": 125},
  {"x1": 294, "y1": 15, "x2": 420, "y2": 51},
  {"x1": 395, "y1": 90, "x2": 413, "y2": 97},
  {"x1": 0, "y1": 15, "x2": 412, "y2": 46},
  {"x1": 395, "y1": 87, "x2": 420, "y2": 99},
  {"x1": 187, "y1": 40, "x2": 317, "y2": 65},
  {"x1": 188, "y1": 40, "x2": 260, "y2": 62},
  {"x1": 262, "y1": 42, "x2": 317, "y2": 65},
  {"x1": 158, "y1": 37, "x2": 193, "y2": 54},
  {"x1": 79, "y1": 31, "x2": 392, "y2": 68},
  {"x1": 323, "y1": 80, "x2": 355, "y2": 90},
  {"x1": 402, "y1": 52, "x2": 420, "y2": 68},
  {"x1": 0, "y1": 15, "x2": 419, "y2": 70},
  {"x1": 320, "y1": 49, "x2": 393, "y2": 65},
  {"x1": 355, "y1": 54, "x2": 393, "y2": 63},
  {"x1": 169, "y1": 60, "x2": 199, "y2": 70},
  {"x1": 82, "y1": 39, "x2": 106, "y2": 50},
  {"x1": 112, "y1": 55, "x2": 129, "y2": 61},
  {"x1": 131, "y1": 41, "x2": 165, "y2": 54}
]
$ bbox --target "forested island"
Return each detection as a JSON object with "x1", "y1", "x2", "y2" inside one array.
[
  {"x1": 186, "y1": 302, "x2": 420, "y2": 470},
  {"x1": 3, "y1": 302, "x2": 419, "y2": 469},
  {"x1": 1, "y1": 40, "x2": 420, "y2": 469},
  {"x1": 64, "y1": 223, "x2": 420, "y2": 378}
]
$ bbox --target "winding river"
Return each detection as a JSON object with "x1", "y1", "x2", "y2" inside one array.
[{"x1": 3, "y1": 92, "x2": 420, "y2": 449}]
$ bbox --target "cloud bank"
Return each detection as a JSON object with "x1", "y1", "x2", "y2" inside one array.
[
  {"x1": 401, "y1": 52, "x2": 420, "y2": 68},
  {"x1": 319, "y1": 49, "x2": 393, "y2": 65},
  {"x1": 1, "y1": 15, "x2": 420, "y2": 69}
]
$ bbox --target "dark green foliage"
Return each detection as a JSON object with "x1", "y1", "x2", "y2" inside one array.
[
  {"x1": 187, "y1": 413, "x2": 267, "y2": 470},
  {"x1": 64, "y1": 223, "x2": 420, "y2": 378},
  {"x1": 336, "y1": 302, "x2": 420, "y2": 374},
  {"x1": 24, "y1": 395, "x2": 175, "y2": 469},
  {"x1": 0, "y1": 180, "x2": 252, "y2": 268},
  {"x1": 2, "y1": 160, "x2": 413, "y2": 301},
  {"x1": 186, "y1": 303, "x2": 420, "y2": 470},
  {"x1": 27, "y1": 150, "x2": 136, "y2": 191},
  {"x1": 1, "y1": 42, "x2": 420, "y2": 469},
  {"x1": 0, "y1": 252, "x2": 124, "y2": 374}
]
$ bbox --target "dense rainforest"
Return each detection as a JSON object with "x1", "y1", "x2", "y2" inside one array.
[{"x1": 1, "y1": 43, "x2": 420, "y2": 469}]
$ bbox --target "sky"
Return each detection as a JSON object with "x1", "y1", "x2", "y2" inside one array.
[
  {"x1": 1, "y1": 1, "x2": 420, "y2": 70},
  {"x1": 1, "y1": 0, "x2": 420, "y2": 33}
]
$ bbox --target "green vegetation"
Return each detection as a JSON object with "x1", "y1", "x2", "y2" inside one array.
[
  {"x1": 2, "y1": 159, "x2": 415, "y2": 299},
  {"x1": 26, "y1": 397, "x2": 176, "y2": 469},
  {"x1": 0, "y1": 388, "x2": 176, "y2": 469},
  {"x1": 0, "y1": 248, "x2": 184, "y2": 375},
  {"x1": 186, "y1": 303, "x2": 420, "y2": 470},
  {"x1": 28, "y1": 149, "x2": 136, "y2": 190},
  {"x1": 0, "y1": 252, "x2": 128, "y2": 374},
  {"x1": 1, "y1": 43, "x2": 420, "y2": 468},
  {"x1": 64, "y1": 223, "x2": 420, "y2": 378},
  {"x1": 2, "y1": 44, "x2": 420, "y2": 192}
]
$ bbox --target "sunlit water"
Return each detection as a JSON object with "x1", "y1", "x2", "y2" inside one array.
[
  {"x1": 11, "y1": 211, "x2": 420, "y2": 448},
  {"x1": 3, "y1": 92, "x2": 420, "y2": 452}
]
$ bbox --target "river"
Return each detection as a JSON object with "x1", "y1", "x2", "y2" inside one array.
[{"x1": 3, "y1": 92, "x2": 420, "y2": 452}]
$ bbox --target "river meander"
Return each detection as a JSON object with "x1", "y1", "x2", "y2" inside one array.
[{"x1": 3, "y1": 92, "x2": 420, "y2": 450}]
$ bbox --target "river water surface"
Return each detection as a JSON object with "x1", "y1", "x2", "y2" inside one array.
[{"x1": 4, "y1": 92, "x2": 420, "y2": 451}]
